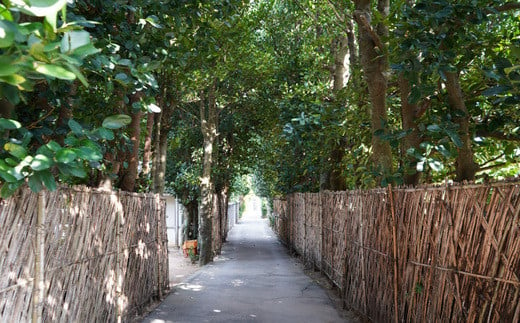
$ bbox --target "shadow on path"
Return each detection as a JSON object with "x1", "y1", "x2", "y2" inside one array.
[{"x1": 142, "y1": 212, "x2": 357, "y2": 323}]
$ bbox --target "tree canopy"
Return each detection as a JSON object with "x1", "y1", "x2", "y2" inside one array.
[{"x1": 1, "y1": 0, "x2": 519, "y2": 262}]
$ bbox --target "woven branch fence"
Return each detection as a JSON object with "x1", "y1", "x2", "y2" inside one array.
[
  {"x1": 0, "y1": 186, "x2": 168, "y2": 322},
  {"x1": 272, "y1": 182, "x2": 520, "y2": 322}
]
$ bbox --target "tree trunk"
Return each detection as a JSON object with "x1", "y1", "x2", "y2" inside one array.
[
  {"x1": 330, "y1": 36, "x2": 349, "y2": 191},
  {"x1": 141, "y1": 112, "x2": 155, "y2": 179},
  {"x1": 218, "y1": 184, "x2": 230, "y2": 242},
  {"x1": 184, "y1": 199, "x2": 199, "y2": 241},
  {"x1": 198, "y1": 82, "x2": 218, "y2": 265},
  {"x1": 321, "y1": 35, "x2": 350, "y2": 191},
  {"x1": 444, "y1": 71, "x2": 478, "y2": 181},
  {"x1": 333, "y1": 36, "x2": 349, "y2": 91},
  {"x1": 151, "y1": 109, "x2": 162, "y2": 193},
  {"x1": 399, "y1": 74, "x2": 422, "y2": 185},
  {"x1": 354, "y1": 0, "x2": 393, "y2": 182},
  {"x1": 346, "y1": 19, "x2": 358, "y2": 68},
  {"x1": 152, "y1": 91, "x2": 175, "y2": 194},
  {"x1": 119, "y1": 93, "x2": 142, "y2": 192}
]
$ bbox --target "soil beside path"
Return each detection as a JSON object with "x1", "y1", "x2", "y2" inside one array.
[{"x1": 142, "y1": 211, "x2": 360, "y2": 323}]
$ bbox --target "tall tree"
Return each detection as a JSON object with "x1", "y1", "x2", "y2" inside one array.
[
  {"x1": 353, "y1": 0, "x2": 393, "y2": 182},
  {"x1": 198, "y1": 82, "x2": 218, "y2": 265}
]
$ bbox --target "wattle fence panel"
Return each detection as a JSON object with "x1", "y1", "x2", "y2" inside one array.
[
  {"x1": 272, "y1": 182, "x2": 520, "y2": 322},
  {"x1": 0, "y1": 186, "x2": 168, "y2": 322}
]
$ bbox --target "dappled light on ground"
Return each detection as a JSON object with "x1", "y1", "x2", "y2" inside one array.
[
  {"x1": 142, "y1": 204, "x2": 355, "y2": 323},
  {"x1": 176, "y1": 283, "x2": 204, "y2": 292}
]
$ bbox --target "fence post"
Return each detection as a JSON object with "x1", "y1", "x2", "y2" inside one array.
[
  {"x1": 32, "y1": 190, "x2": 45, "y2": 323},
  {"x1": 388, "y1": 185, "x2": 399, "y2": 323}
]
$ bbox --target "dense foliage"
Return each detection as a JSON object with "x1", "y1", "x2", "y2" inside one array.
[{"x1": 2, "y1": 0, "x2": 519, "y2": 262}]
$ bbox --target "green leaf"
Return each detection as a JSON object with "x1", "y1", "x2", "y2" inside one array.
[
  {"x1": 77, "y1": 146, "x2": 102, "y2": 161},
  {"x1": 4, "y1": 142, "x2": 27, "y2": 159},
  {"x1": 68, "y1": 166, "x2": 87, "y2": 178},
  {"x1": 416, "y1": 161, "x2": 425, "y2": 172},
  {"x1": 55, "y1": 148, "x2": 76, "y2": 163},
  {"x1": 35, "y1": 64, "x2": 76, "y2": 80},
  {"x1": 446, "y1": 129, "x2": 463, "y2": 148},
  {"x1": 29, "y1": 42, "x2": 50, "y2": 62},
  {"x1": 0, "y1": 20, "x2": 15, "y2": 48},
  {"x1": 0, "y1": 74, "x2": 27, "y2": 86},
  {"x1": 39, "y1": 169, "x2": 57, "y2": 191},
  {"x1": 5, "y1": 158, "x2": 18, "y2": 167},
  {"x1": 12, "y1": 0, "x2": 68, "y2": 17},
  {"x1": 31, "y1": 154, "x2": 53, "y2": 171},
  {"x1": 114, "y1": 73, "x2": 130, "y2": 85},
  {"x1": 64, "y1": 63, "x2": 89, "y2": 87},
  {"x1": 428, "y1": 160, "x2": 444, "y2": 171},
  {"x1": 60, "y1": 30, "x2": 91, "y2": 53},
  {"x1": 2, "y1": 84, "x2": 21, "y2": 104},
  {"x1": 1, "y1": 181, "x2": 22, "y2": 198},
  {"x1": 95, "y1": 127, "x2": 115, "y2": 140},
  {"x1": 145, "y1": 15, "x2": 162, "y2": 28},
  {"x1": 68, "y1": 119, "x2": 83, "y2": 135},
  {"x1": 427, "y1": 124, "x2": 442, "y2": 133},
  {"x1": 45, "y1": 140, "x2": 61, "y2": 152},
  {"x1": 0, "y1": 4, "x2": 13, "y2": 21},
  {"x1": 482, "y1": 85, "x2": 511, "y2": 97},
  {"x1": 436, "y1": 144, "x2": 452, "y2": 158},
  {"x1": 146, "y1": 103, "x2": 161, "y2": 113},
  {"x1": 0, "y1": 57, "x2": 21, "y2": 76},
  {"x1": 0, "y1": 169, "x2": 17, "y2": 182},
  {"x1": 118, "y1": 59, "x2": 132, "y2": 66},
  {"x1": 28, "y1": 173, "x2": 43, "y2": 193},
  {"x1": 71, "y1": 43, "x2": 101, "y2": 59},
  {"x1": 102, "y1": 114, "x2": 131, "y2": 129},
  {"x1": 64, "y1": 135, "x2": 78, "y2": 146},
  {"x1": 0, "y1": 118, "x2": 22, "y2": 130}
]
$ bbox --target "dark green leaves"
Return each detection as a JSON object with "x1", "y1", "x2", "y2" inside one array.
[
  {"x1": 68, "y1": 119, "x2": 84, "y2": 135},
  {"x1": 0, "y1": 20, "x2": 15, "y2": 48},
  {"x1": 31, "y1": 154, "x2": 52, "y2": 171},
  {"x1": 102, "y1": 114, "x2": 132, "y2": 129},
  {"x1": 0, "y1": 118, "x2": 22, "y2": 130},
  {"x1": 55, "y1": 149, "x2": 77, "y2": 163},
  {"x1": 35, "y1": 64, "x2": 76, "y2": 80}
]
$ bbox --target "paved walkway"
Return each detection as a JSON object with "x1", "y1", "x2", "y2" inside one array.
[{"x1": 143, "y1": 212, "x2": 355, "y2": 323}]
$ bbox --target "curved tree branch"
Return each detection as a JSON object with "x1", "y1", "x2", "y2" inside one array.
[
  {"x1": 476, "y1": 129, "x2": 520, "y2": 142},
  {"x1": 493, "y1": 2, "x2": 520, "y2": 13}
]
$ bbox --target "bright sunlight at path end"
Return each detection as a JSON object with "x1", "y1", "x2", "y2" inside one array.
[{"x1": 142, "y1": 195, "x2": 358, "y2": 323}]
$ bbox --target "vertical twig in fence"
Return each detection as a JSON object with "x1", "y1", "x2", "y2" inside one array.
[
  {"x1": 342, "y1": 194, "x2": 349, "y2": 307},
  {"x1": 358, "y1": 193, "x2": 367, "y2": 314},
  {"x1": 32, "y1": 190, "x2": 45, "y2": 323},
  {"x1": 481, "y1": 208, "x2": 514, "y2": 322},
  {"x1": 444, "y1": 181, "x2": 464, "y2": 318},
  {"x1": 156, "y1": 194, "x2": 163, "y2": 299},
  {"x1": 115, "y1": 191, "x2": 122, "y2": 323},
  {"x1": 388, "y1": 185, "x2": 399, "y2": 323},
  {"x1": 303, "y1": 194, "x2": 307, "y2": 263},
  {"x1": 319, "y1": 194, "x2": 323, "y2": 271}
]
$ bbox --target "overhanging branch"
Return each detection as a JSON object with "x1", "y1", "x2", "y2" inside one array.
[
  {"x1": 476, "y1": 129, "x2": 520, "y2": 142},
  {"x1": 493, "y1": 2, "x2": 520, "y2": 13}
]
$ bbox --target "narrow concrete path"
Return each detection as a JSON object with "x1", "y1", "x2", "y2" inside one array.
[{"x1": 143, "y1": 212, "x2": 353, "y2": 323}]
